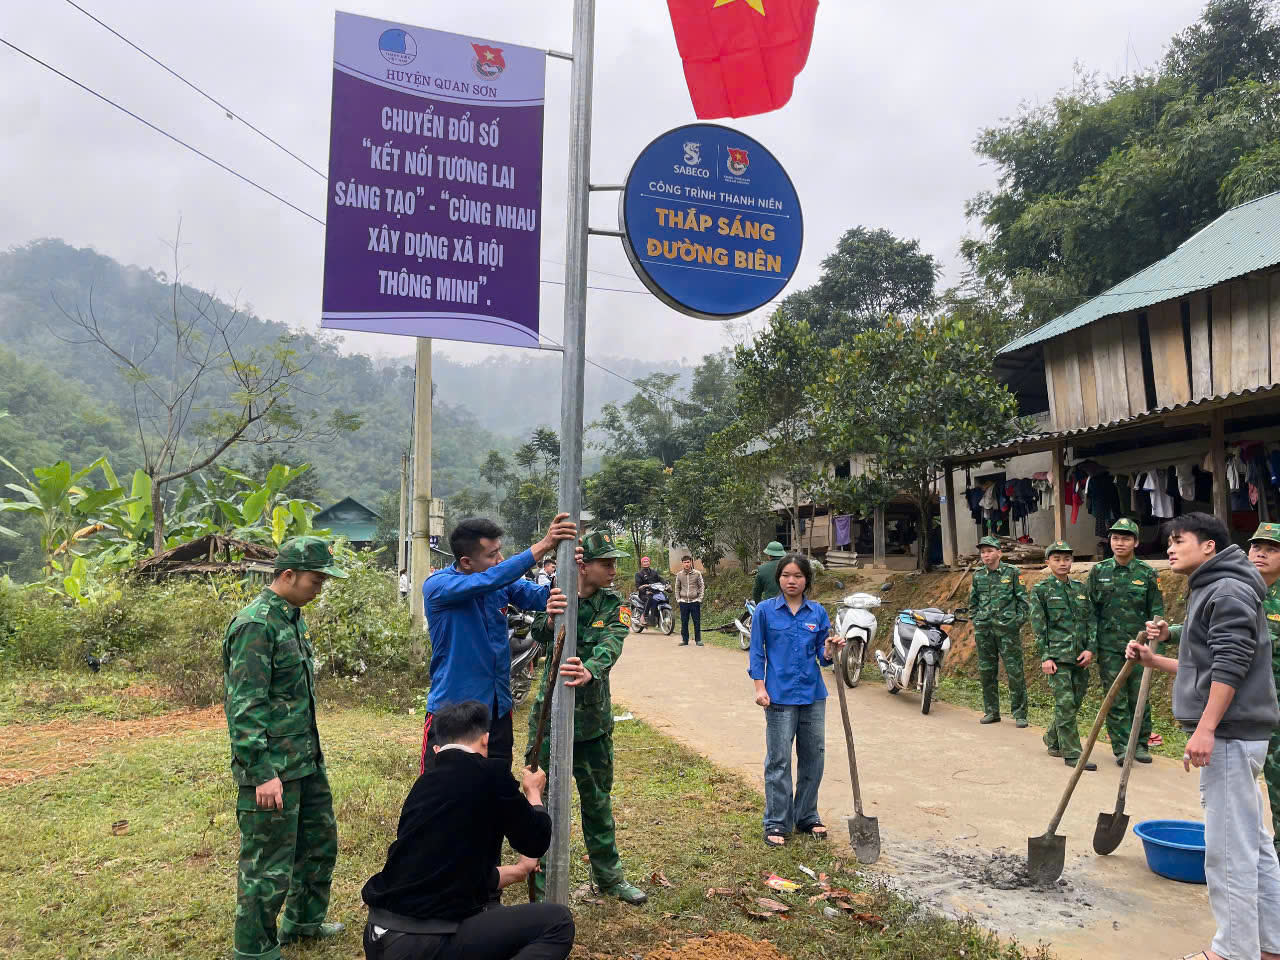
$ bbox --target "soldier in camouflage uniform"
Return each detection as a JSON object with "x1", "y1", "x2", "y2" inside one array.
[
  {"x1": 1086, "y1": 518, "x2": 1164, "y2": 765},
  {"x1": 1248, "y1": 523, "x2": 1280, "y2": 859},
  {"x1": 968, "y1": 536, "x2": 1030, "y2": 726},
  {"x1": 1032, "y1": 541, "x2": 1098, "y2": 770},
  {"x1": 526, "y1": 531, "x2": 647, "y2": 906},
  {"x1": 223, "y1": 537, "x2": 347, "y2": 960}
]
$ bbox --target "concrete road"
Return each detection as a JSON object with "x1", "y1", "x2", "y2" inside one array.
[{"x1": 612, "y1": 635, "x2": 1217, "y2": 960}]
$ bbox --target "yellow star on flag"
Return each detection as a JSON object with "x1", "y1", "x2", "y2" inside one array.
[
  {"x1": 714, "y1": 0, "x2": 766, "y2": 15},
  {"x1": 484, "y1": 50, "x2": 495, "y2": 60}
]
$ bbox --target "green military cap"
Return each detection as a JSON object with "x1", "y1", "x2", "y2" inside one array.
[
  {"x1": 1250, "y1": 522, "x2": 1280, "y2": 546},
  {"x1": 1108, "y1": 518, "x2": 1140, "y2": 536},
  {"x1": 977, "y1": 536, "x2": 1002, "y2": 549},
  {"x1": 1046, "y1": 540, "x2": 1074, "y2": 556},
  {"x1": 580, "y1": 530, "x2": 629, "y2": 561},
  {"x1": 274, "y1": 536, "x2": 348, "y2": 578},
  {"x1": 763, "y1": 541, "x2": 786, "y2": 557}
]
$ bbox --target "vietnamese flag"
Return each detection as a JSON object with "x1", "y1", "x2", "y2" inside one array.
[{"x1": 666, "y1": 0, "x2": 818, "y2": 119}]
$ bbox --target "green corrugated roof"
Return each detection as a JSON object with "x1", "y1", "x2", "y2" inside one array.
[
  {"x1": 313, "y1": 497, "x2": 381, "y2": 543},
  {"x1": 1000, "y1": 190, "x2": 1280, "y2": 355}
]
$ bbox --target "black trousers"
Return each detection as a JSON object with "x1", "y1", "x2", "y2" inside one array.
[
  {"x1": 363, "y1": 904, "x2": 574, "y2": 960},
  {"x1": 679, "y1": 602, "x2": 702, "y2": 643}
]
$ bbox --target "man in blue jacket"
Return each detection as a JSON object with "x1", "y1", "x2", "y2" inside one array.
[{"x1": 420, "y1": 514, "x2": 577, "y2": 774}]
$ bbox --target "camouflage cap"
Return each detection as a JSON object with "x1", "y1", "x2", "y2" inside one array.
[
  {"x1": 977, "y1": 536, "x2": 1002, "y2": 549},
  {"x1": 1046, "y1": 539, "x2": 1074, "y2": 556},
  {"x1": 1250, "y1": 522, "x2": 1280, "y2": 546},
  {"x1": 581, "y1": 530, "x2": 629, "y2": 561},
  {"x1": 274, "y1": 536, "x2": 348, "y2": 578},
  {"x1": 1108, "y1": 517, "x2": 1140, "y2": 537},
  {"x1": 764, "y1": 541, "x2": 786, "y2": 557}
]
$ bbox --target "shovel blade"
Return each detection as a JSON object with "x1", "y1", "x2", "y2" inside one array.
[
  {"x1": 1092, "y1": 810, "x2": 1129, "y2": 856},
  {"x1": 1026, "y1": 832, "x2": 1066, "y2": 886},
  {"x1": 846, "y1": 814, "x2": 881, "y2": 865}
]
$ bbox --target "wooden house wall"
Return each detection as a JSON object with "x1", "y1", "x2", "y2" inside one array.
[{"x1": 1043, "y1": 269, "x2": 1280, "y2": 432}]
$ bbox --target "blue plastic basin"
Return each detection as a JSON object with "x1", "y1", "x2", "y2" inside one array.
[{"x1": 1133, "y1": 819, "x2": 1206, "y2": 884}]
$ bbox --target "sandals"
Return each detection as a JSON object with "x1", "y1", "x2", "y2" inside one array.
[
  {"x1": 1175, "y1": 952, "x2": 1210, "y2": 960},
  {"x1": 798, "y1": 822, "x2": 829, "y2": 839},
  {"x1": 763, "y1": 832, "x2": 787, "y2": 848}
]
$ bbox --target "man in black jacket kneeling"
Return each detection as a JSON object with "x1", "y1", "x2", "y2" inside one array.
[{"x1": 361, "y1": 701, "x2": 575, "y2": 960}]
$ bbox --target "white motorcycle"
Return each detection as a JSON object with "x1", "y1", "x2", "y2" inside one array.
[
  {"x1": 733, "y1": 599, "x2": 756, "y2": 651},
  {"x1": 833, "y1": 592, "x2": 881, "y2": 687},
  {"x1": 874, "y1": 607, "x2": 967, "y2": 714}
]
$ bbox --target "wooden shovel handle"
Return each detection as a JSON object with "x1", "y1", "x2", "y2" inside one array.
[
  {"x1": 1045, "y1": 658, "x2": 1134, "y2": 836},
  {"x1": 835, "y1": 646, "x2": 865, "y2": 816},
  {"x1": 528, "y1": 625, "x2": 567, "y2": 773},
  {"x1": 1115, "y1": 638, "x2": 1160, "y2": 806}
]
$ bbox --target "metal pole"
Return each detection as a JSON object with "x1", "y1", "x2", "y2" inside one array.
[
  {"x1": 398, "y1": 452, "x2": 409, "y2": 598},
  {"x1": 547, "y1": 0, "x2": 595, "y2": 907},
  {"x1": 411, "y1": 338, "x2": 433, "y2": 645}
]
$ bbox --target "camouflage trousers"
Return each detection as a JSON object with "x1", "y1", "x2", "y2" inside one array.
[
  {"x1": 1268, "y1": 729, "x2": 1280, "y2": 859},
  {"x1": 234, "y1": 768, "x2": 337, "y2": 960},
  {"x1": 528, "y1": 731, "x2": 624, "y2": 896},
  {"x1": 1042, "y1": 664, "x2": 1090, "y2": 760},
  {"x1": 1097, "y1": 644, "x2": 1152, "y2": 758},
  {"x1": 975, "y1": 626, "x2": 1027, "y2": 720}
]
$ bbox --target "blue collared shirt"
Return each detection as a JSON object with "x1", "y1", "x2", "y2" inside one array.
[
  {"x1": 422, "y1": 549, "x2": 549, "y2": 716},
  {"x1": 748, "y1": 594, "x2": 833, "y2": 706}
]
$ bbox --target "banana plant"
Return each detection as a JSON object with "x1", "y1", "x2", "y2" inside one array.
[{"x1": 0, "y1": 456, "x2": 125, "y2": 574}]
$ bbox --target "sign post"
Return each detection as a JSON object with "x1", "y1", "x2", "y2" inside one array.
[{"x1": 546, "y1": 0, "x2": 595, "y2": 907}]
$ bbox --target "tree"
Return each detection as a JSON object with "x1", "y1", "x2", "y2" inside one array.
[
  {"x1": 585, "y1": 456, "x2": 667, "y2": 560},
  {"x1": 50, "y1": 234, "x2": 359, "y2": 555},
  {"x1": 0, "y1": 457, "x2": 123, "y2": 576},
  {"x1": 480, "y1": 429, "x2": 560, "y2": 547},
  {"x1": 810, "y1": 317, "x2": 1031, "y2": 571},
  {"x1": 591, "y1": 373, "x2": 695, "y2": 467},
  {"x1": 728, "y1": 313, "x2": 823, "y2": 552},
  {"x1": 779, "y1": 227, "x2": 939, "y2": 348},
  {"x1": 964, "y1": 1, "x2": 1280, "y2": 328},
  {"x1": 1165, "y1": 0, "x2": 1280, "y2": 96}
]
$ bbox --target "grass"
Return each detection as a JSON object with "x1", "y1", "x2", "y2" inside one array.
[{"x1": 0, "y1": 667, "x2": 1051, "y2": 960}]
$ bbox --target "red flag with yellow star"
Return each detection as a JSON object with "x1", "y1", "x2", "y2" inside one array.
[{"x1": 666, "y1": 0, "x2": 818, "y2": 118}]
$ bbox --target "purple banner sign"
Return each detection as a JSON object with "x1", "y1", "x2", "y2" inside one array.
[{"x1": 322, "y1": 12, "x2": 545, "y2": 348}]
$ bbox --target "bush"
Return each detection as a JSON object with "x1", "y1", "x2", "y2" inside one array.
[
  {"x1": 307, "y1": 544, "x2": 421, "y2": 677},
  {"x1": 0, "y1": 577, "x2": 77, "y2": 667}
]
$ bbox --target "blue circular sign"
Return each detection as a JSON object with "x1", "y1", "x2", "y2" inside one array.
[{"x1": 621, "y1": 123, "x2": 803, "y2": 320}]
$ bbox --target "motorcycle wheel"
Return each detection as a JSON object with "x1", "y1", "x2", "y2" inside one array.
[
  {"x1": 631, "y1": 616, "x2": 644, "y2": 633},
  {"x1": 659, "y1": 607, "x2": 675, "y2": 635},
  {"x1": 840, "y1": 639, "x2": 865, "y2": 688},
  {"x1": 920, "y1": 663, "x2": 936, "y2": 715}
]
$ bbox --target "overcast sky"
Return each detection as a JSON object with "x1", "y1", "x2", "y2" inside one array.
[{"x1": 0, "y1": 0, "x2": 1208, "y2": 369}]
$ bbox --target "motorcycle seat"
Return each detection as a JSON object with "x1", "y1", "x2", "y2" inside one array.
[
  {"x1": 510, "y1": 632, "x2": 537, "y2": 656},
  {"x1": 895, "y1": 621, "x2": 916, "y2": 644}
]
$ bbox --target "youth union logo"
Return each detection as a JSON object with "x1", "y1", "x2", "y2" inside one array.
[
  {"x1": 683, "y1": 141, "x2": 702, "y2": 166},
  {"x1": 378, "y1": 29, "x2": 417, "y2": 65},
  {"x1": 472, "y1": 44, "x2": 506, "y2": 79},
  {"x1": 726, "y1": 147, "x2": 750, "y2": 176}
]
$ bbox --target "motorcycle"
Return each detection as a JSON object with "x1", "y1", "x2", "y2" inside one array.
[
  {"x1": 507, "y1": 605, "x2": 540, "y2": 707},
  {"x1": 733, "y1": 599, "x2": 756, "y2": 651},
  {"x1": 629, "y1": 582, "x2": 674, "y2": 635},
  {"x1": 873, "y1": 606, "x2": 967, "y2": 715},
  {"x1": 833, "y1": 592, "x2": 881, "y2": 688}
]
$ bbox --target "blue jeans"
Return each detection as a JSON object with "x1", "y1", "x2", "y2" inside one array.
[
  {"x1": 762, "y1": 700, "x2": 826, "y2": 836},
  {"x1": 1199, "y1": 737, "x2": 1280, "y2": 960}
]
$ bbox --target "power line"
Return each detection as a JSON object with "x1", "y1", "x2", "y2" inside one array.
[
  {"x1": 0, "y1": 35, "x2": 326, "y2": 226},
  {"x1": 59, "y1": 0, "x2": 327, "y2": 179}
]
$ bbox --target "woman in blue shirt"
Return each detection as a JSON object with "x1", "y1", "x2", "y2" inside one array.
[{"x1": 748, "y1": 552, "x2": 843, "y2": 848}]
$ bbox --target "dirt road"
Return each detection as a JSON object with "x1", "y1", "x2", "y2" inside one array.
[{"x1": 612, "y1": 636, "x2": 1215, "y2": 960}]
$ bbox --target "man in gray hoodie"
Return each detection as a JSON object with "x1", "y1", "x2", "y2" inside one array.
[{"x1": 1128, "y1": 512, "x2": 1280, "y2": 960}]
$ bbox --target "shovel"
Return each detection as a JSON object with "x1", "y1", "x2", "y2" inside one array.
[
  {"x1": 834, "y1": 645, "x2": 880, "y2": 864},
  {"x1": 1094, "y1": 641, "x2": 1159, "y2": 855},
  {"x1": 1027, "y1": 658, "x2": 1134, "y2": 885}
]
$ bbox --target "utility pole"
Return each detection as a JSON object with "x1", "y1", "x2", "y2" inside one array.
[
  {"x1": 398, "y1": 452, "x2": 409, "y2": 600},
  {"x1": 546, "y1": 0, "x2": 595, "y2": 906},
  {"x1": 411, "y1": 338, "x2": 432, "y2": 640}
]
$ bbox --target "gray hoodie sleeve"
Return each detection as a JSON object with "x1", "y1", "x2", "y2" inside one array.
[{"x1": 1205, "y1": 590, "x2": 1261, "y2": 689}]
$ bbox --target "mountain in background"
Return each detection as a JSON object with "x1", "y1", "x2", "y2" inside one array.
[{"x1": 0, "y1": 239, "x2": 688, "y2": 511}]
